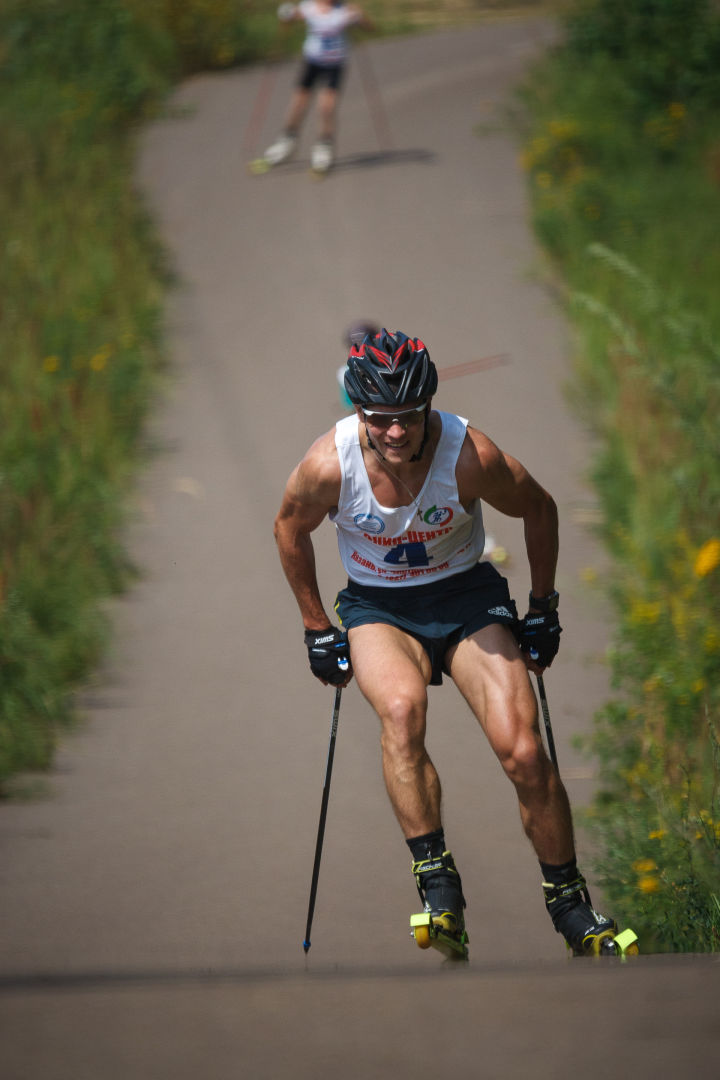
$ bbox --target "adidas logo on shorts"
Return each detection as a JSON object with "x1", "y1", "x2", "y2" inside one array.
[{"x1": 488, "y1": 606, "x2": 513, "y2": 619}]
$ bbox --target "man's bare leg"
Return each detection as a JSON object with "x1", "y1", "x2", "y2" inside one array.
[
  {"x1": 448, "y1": 622, "x2": 575, "y2": 864},
  {"x1": 348, "y1": 623, "x2": 440, "y2": 837},
  {"x1": 348, "y1": 623, "x2": 467, "y2": 938},
  {"x1": 448, "y1": 623, "x2": 626, "y2": 953},
  {"x1": 316, "y1": 87, "x2": 339, "y2": 141},
  {"x1": 283, "y1": 87, "x2": 311, "y2": 133}
]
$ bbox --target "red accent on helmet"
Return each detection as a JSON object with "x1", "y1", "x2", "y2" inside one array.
[{"x1": 344, "y1": 329, "x2": 438, "y2": 406}]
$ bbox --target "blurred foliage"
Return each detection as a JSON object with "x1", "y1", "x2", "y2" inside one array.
[
  {"x1": 0, "y1": 1, "x2": 175, "y2": 784},
  {"x1": 0, "y1": 0, "x2": 552, "y2": 784},
  {"x1": 520, "y1": 0, "x2": 720, "y2": 950},
  {"x1": 565, "y1": 0, "x2": 720, "y2": 115}
]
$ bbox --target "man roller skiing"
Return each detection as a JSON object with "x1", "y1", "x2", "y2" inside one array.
[
  {"x1": 274, "y1": 328, "x2": 629, "y2": 958},
  {"x1": 263, "y1": 1, "x2": 374, "y2": 174}
]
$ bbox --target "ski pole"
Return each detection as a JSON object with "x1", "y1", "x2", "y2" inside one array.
[
  {"x1": 355, "y1": 44, "x2": 394, "y2": 152},
  {"x1": 303, "y1": 685, "x2": 342, "y2": 954},
  {"x1": 536, "y1": 674, "x2": 603, "y2": 911},
  {"x1": 536, "y1": 674, "x2": 559, "y2": 771},
  {"x1": 241, "y1": 62, "x2": 280, "y2": 159}
]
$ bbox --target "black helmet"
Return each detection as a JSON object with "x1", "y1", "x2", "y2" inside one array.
[{"x1": 344, "y1": 329, "x2": 437, "y2": 406}]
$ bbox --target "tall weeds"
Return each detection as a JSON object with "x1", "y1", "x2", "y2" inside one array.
[
  {"x1": 1, "y1": 0, "x2": 524, "y2": 786},
  {"x1": 520, "y1": 0, "x2": 720, "y2": 949}
]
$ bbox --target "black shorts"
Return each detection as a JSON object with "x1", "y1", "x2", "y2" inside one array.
[
  {"x1": 334, "y1": 562, "x2": 518, "y2": 686},
  {"x1": 298, "y1": 60, "x2": 345, "y2": 91}
]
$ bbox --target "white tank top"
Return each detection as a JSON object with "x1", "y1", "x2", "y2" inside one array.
[
  {"x1": 330, "y1": 412, "x2": 486, "y2": 586},
  {"x1": 299, "y1": 2, "x2": 357, "y2": 65}
]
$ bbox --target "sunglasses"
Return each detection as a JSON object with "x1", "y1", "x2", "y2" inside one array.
[{"x1": 360, "y1": 403, "x2": 427, "y2": 429}]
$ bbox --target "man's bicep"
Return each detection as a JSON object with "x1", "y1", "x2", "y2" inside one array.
[
  {"x1": 279, "y1": 463, "x2": 334, "y2": 535},
  {"x1": 464, "y1": 439, "x2": 539, "y2": 519}
]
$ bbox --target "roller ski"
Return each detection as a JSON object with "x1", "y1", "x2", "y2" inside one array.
[
  {"x1": 248, "y1": 132, "x2": 297, "y2": 175},
  {"x1": 409, "y1": 851, "x2": 469, "y2": 962},
  {"x1": 310, "y1": 139, "x2": 334, "y2": 179},
  {"x1": 543, "y1": 875, "x2": 639, "y2": 958}
]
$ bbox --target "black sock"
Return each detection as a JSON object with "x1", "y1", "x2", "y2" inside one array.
[
  {"x1": 406, "y1": 829, "x2": 446, "y2": 862},
  {"x1": 539, "y1": 856, "x2": 579, "y2": 885}
]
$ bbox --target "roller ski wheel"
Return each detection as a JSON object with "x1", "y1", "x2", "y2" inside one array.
[
  {"x1": 248, "y1": 157, "x2": 272, "y2": 176},
  {"x1": 543, "y1": 876, "x2": 639, "y2": 959},
  {"x1": 576, "y1": 926, "x2": 639, "y2": 959},
  {"x1": 410, "y1": 911, "x2": 469, "y2": 962},
  {"x1": 410, "y1": 850, "x2": 468, "y2": 962}
]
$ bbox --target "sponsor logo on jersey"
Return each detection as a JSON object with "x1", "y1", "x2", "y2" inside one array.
[
  {"x1": 354, "y1": 513, "x2": 385, "y2": 534},
  {"x1": 363, "y1": 526, "x2": 453, "y2": 547},
  {"x1": 422, "y1": 505, "x2": 454, "y2": 526},
  {"x1": 350, "y1": 550, "x2": 450, "y2": 579}
]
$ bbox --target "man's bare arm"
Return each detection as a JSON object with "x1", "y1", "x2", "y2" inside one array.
[
  {"x1": 458, "y1": 428, "x2": 559, "y2": 598},
  {"x1": 273, "y1": 432, "x2": 341, "y2": 631}
]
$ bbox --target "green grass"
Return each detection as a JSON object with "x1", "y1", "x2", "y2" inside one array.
[
  {"x1": 0, "y1": 0, "x2": 175, "y2": 785},
  {"x1": 0, "y1": 1, "x2": 564, "y2": 788},
  {"x1": 519, "y1": 0, "x2": 720, "y2": 951}
]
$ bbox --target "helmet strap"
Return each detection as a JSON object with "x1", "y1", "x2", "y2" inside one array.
[
  {"x1": 364, "y1": 423, "x2": 384, "y2": 459},
  {"x1": 409, "y1": 411, "x2": 430, "y2": 462}
]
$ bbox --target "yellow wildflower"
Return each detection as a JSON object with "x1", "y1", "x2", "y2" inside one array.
[
  {"x1": 547, "y1": 119, "x2": 579, "y2": 141},
  {"x1": 42, "y1": 355, "x2": 60, "y2": 373},
  {"x1": 632, "y1": 858, "x2": 658, "y2": 874},
  {"x1": 638, "y1": 875, "x2": 660, "y2": 894},
  {"x1": 629, "y1": 598, "x2": 661, "y2": 625},
  {"x1": 648, "y1": 829, "x2": 667, "y2": 841},
  {"x1": 90, "y1": 345, "x2": 112, "y2": 372},
  {"x1": 694, "y1": 538, "x2": 720, "y2": 578},
  {"x1": 530, "y1": 136, "x2": 550, "y2": 159}
]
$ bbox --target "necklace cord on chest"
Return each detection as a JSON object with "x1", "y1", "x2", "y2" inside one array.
[{"x1": 367, "y1": 440, "x2": 435, "y2": 522}]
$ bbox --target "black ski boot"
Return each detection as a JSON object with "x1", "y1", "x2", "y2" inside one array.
[
  {"x1": 543, "y1": 874, "x2": 620, "y2": 956},
  {"x1": 410, "y1": 850, "x2": 469, "y2": 959}
]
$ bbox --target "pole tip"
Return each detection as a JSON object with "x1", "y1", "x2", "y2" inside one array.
[{"x1": 303, "y1": 940, "x2": 311, "y2": 954}]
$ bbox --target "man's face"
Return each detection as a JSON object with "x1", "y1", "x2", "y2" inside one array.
[{"x1": 357, "y1": 401, "x2": 428, "y2": 461}]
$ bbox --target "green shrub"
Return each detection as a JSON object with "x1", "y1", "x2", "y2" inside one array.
[
  {"x1": 520, "y1": 1, "x2": 720, "y2": 950},
  {"x1": 565, "y1": 0, "x2": 720, "y2": 114},
  {"x1": 0, "y1": 3, "x2": 170, "y2": 784}
]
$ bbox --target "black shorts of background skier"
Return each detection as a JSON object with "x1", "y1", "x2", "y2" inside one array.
[
  {"x1": 264, "y1": 1, "x2": 375, "y2": 172},
  {"x1": 274, "y1": 327, "x2": 633, "y2": 958}
]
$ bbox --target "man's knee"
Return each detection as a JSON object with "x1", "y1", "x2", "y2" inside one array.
[
  {"x1": 497, "y1": 728, "x2": 551, "y2": 790},
  {"x1": 379, "y1": 691, "x2": 428, "y2": 760}
]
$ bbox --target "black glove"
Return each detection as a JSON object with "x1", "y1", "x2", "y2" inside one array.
[
  {"x1": 515, "y1": 610, "x2": 562, "y2": 668},
  {"x1": 304, "y1": 627, "x2": 351, "y2": 685}
]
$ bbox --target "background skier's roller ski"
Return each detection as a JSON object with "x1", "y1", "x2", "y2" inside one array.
[{"x1": 309, "y1": 139, "x2": 334, "y2": 178}]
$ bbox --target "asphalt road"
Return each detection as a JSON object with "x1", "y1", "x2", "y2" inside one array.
[{"x1": 2, "y1": 19, "x2": 718, "y2": 1079}]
